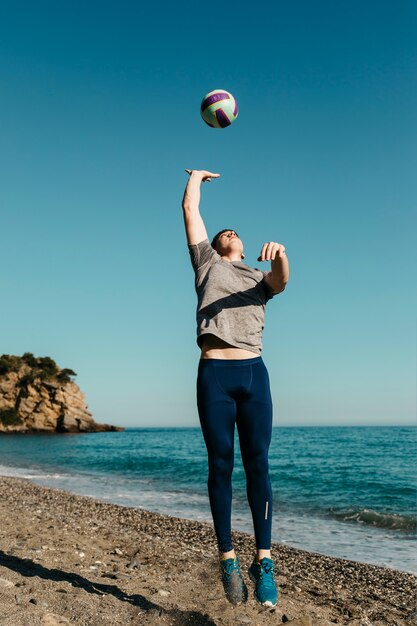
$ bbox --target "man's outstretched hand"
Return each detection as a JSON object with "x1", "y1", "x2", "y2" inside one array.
[{"x1": 185, "y1": 169, "x2": 221, "y2": 183}]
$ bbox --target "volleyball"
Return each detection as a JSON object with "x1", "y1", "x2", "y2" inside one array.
[{"x1": 200, "y1": 89, "x2": 239, "y2": 128}]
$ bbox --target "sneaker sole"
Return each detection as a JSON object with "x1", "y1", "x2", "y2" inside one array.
[
  {"x1": 222, "y1": 574, "x2": 248, "y2": 605},
  {"x1": 223, "y1": 588, "x2": 248, "y2": 606},
  {"x1": 224, "y1": 582, "x2": 248, "y2": 607}
]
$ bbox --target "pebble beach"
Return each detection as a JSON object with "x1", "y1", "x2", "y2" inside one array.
[{"x1": 0, "y1": 476, "x2": 415, "y2": 626}]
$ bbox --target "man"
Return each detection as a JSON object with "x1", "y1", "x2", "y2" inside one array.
[{"x1": 182, "y1": 169, "x2": 289, "y2": 607}]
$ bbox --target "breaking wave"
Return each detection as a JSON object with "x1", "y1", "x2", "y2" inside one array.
[{"x1": 330, "y1": 507, "x2": 416, "y2": 533}]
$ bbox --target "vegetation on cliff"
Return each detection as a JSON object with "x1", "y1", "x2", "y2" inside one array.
[{"x1": 0, "y1": 353, "x2": 76, "y2": 384}]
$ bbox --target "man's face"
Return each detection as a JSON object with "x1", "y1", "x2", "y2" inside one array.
[{"x1": 215, "y1": 230, "x2": 244, "y2": 257}]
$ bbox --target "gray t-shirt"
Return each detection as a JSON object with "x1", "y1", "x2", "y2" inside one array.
[{"x1": 188, "y1": 239, "x2": 275, "y2": 354}]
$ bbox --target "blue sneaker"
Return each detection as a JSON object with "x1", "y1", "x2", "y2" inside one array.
[
  {"x1": 248, "y1": 557, "x2": 278, "y2": 607},
  {"x1": 219, "y1": 555, "x2": 248, "y2": 605}
]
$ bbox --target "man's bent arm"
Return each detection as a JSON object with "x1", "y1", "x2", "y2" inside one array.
[
  {"x1": 258, "y1": 242, "x2": 290, "y2": 294},
  {"x1": 182, "y1": 170, "x2": 220, "y2": 245},
  {"x1": 269, "y1": 251, "x2": 290, "y2": 293}
]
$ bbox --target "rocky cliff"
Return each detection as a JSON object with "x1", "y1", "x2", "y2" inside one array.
[{"x1": 0, "y1": 354, "x2": 123, "y2": 433}]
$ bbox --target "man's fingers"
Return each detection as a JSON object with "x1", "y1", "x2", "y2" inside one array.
[
  {"x1": 258, "y1": 242, "x2": 286, "y2": 262},
  {"x1": 202, "y1": 172, "x2": 220, "y2": 183},
  {"x1": 266, "y1": 242, "x2": 277, "y2": 260},
  {"x1": 185, "y1": 168, "x2": 220, "y2": 183},
  {"x1": 262, "y1": 242, "x2": 274, "y2": 261}
]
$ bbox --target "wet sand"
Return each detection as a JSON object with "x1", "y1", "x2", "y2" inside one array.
[{"x1": 0, "y1": 476, "x2": 415, "y2": 626}]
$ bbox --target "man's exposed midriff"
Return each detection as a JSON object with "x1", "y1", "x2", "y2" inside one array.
[{"x1": 200, "y1": 335, "x2": 259, "y2": 360}]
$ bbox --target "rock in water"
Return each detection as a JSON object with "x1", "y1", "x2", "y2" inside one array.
[{"x1": 0, "y1": 353, "x2": 123, "y2": 433}]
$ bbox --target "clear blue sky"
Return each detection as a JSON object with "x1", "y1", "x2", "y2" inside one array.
[{"x1": 1, "y1": 1, "x2": 415, "y2": 427}]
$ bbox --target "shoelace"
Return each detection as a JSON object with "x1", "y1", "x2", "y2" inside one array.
[{"x1": 258, "y1": 561, "x2": 275, "y2": 584}]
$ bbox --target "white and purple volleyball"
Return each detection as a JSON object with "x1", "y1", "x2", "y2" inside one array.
[{"x1": 200, "y1": 89, "x2": 239, "y2": 128}]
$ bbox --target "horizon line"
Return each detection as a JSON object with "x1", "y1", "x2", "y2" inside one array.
[{"x1": 119, "y1": 423, "x2": 416, "y2": 429}]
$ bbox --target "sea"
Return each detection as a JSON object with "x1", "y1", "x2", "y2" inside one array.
[{"x1": 0, "y1": 426, "x2": 415, "y2": 574}]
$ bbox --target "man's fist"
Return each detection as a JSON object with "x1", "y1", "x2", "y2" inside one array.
[{"x1": 258, "y1": 242, "x2": 286, "y2": 262}]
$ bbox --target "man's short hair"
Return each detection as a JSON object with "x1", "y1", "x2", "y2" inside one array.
[{"x1": 211, "y1": 229, "x2": 239, "y2": 251}]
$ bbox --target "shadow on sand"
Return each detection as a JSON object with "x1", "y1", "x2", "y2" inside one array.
[{"x1": 0, "y1": 550, "x2": 216, "y2": 626}]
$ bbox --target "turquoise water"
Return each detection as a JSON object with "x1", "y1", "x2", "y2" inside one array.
[{"x1": 0, "y1": 426, "x2": 415, "y2": 573}]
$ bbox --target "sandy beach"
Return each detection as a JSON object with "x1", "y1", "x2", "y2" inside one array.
[{"x1": 0, "y1": 476, "x2": 415, "y2": 626}]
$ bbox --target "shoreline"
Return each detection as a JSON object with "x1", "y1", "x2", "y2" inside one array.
[
  {"x1": 0, "y1": 476, "x2": 415, "y2": 626},
  {"x1": 1, "y1": 464, "x2": 414, "y2": 576},
  {"x1": 0, "y1": 425, "x2": 415, "y2": 576}
]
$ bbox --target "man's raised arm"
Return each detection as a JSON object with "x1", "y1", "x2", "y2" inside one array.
[{"x1": 182, "y1": 170, "x2": 220, "y2": 245}]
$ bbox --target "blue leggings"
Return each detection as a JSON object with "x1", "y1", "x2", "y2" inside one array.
[{"x1": 197, "y1": 357, "x2": 273, "y2": 552}]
